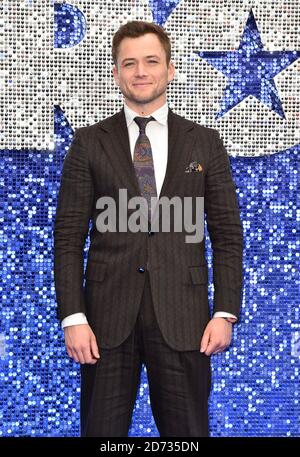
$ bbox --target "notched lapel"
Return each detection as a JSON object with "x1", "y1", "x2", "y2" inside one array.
[{"x1": 97, "y1": 107, "x2": 141, "y2": 198}]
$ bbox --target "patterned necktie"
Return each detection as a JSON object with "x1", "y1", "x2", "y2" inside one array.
[{"x1": 133, "y1": 116, "x2": 157, "y2": 224}]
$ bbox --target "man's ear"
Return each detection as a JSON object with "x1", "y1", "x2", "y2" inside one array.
[
  {"x1": 168, "y1": 60, "x2": 175, "y2": 83},
  {"x1": 112, "y1": 65, "x2": 119, "y2": 86}
]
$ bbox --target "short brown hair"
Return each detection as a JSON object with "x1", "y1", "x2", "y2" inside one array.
[{"x1": 112, "y1": 20, "x2": 171, "y2": 67}]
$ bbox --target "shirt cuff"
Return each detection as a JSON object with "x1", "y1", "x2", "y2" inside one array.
[
  {"x1": 213, "y1": 311, "x2": 238, "y2": 320},
  {"x1": 61, "y1": 313, "x2": 88, "y2": 329}
]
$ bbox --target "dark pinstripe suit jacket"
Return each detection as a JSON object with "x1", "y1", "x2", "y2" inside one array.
[{"x1": 54, "y1": 106, "x2": 243, "y2": 351}]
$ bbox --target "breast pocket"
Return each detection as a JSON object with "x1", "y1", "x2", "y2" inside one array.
[{"x1": 173, "y1": 171, "x2": 205, "y2": 195}]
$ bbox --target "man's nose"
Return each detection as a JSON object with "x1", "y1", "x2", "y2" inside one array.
[{"x1": 135, "y1": 63, "x2": 148, "y2": 76}]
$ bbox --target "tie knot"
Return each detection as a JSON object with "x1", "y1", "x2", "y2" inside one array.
[{"x1": 134, "y1": 116, "x2": 155, "y2": 133}]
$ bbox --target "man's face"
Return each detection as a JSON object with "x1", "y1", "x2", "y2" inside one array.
[{"x1": 113, "y1": 33, "x2": 174, "y2": 109}]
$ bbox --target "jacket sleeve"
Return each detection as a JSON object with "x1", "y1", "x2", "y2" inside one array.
[
  {"x1": 204, "y1": 129, "x2": 243, "y2": 320},
  {"x1": 53, "y1": 128, "x2": 94, "y2": 322}
]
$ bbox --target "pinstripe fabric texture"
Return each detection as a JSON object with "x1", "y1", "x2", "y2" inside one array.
[
  {"x1": 54, "y1": 107, "x2": 243, "y2": 351},
  {"x1": 80, "y1": 270, "x2": 211, "y2": 437},
  {"x1": 133, "y1": 116, "x2": 157, "y2": 223}
]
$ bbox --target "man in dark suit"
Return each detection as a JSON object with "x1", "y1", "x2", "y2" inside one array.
[{"x1": 54, "y1": 20, "x2": 243, "y2": 437}]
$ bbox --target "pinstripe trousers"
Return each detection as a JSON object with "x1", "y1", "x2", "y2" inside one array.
[{"x1": 80, "y1": 270, "x2": 212, "y2": 437}]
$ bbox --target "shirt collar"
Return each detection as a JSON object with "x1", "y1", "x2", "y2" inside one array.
[{"x1": 123, "y1": 100, "x2": 169, "y2": 127}]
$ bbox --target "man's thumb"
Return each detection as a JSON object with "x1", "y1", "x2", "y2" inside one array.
[{"x1": 200, "y1": 330, "x2": 210, "y2": 353}]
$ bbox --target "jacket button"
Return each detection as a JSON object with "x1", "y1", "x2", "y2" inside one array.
[{"x1": 138, "y1": 267, "x2": 145, "y2": 273}]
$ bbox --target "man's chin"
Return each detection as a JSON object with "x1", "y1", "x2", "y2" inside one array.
[
  {"x1": 123, "y1": 89, "x2": 157, "y2": 104},
  {"x1": 129, "y1": 96, "x2": 156, "y2": 105},
  {"x1": 137, "y1": 98, "x2": 155, "y2": 104}
]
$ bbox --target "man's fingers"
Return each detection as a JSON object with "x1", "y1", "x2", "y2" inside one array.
[
  {"x1": 89, "y1": 358, "x2": 98, "y2": 365},
  {"x1": 208, "y1": 343, "x2": 228, "y2": 355},
  {"x1": 69, "y1": 348, "x2": 80, "y2": 363},
  {"x1": 212, "y1": 347, "x2": 225, "y2": 355},
  {"x1": 74, "y1": 341, "x2": 100, "y2": 365},
  {"x1": 66, "y1": 347, "x2": 73, "y2": 359},
  {"x1": 204, "y1": 339, "x2": 223, "y2": 356},
  {"x1": 90, "y1": 337, "x2": 100, "y2": 360},
  {"x1": 80, "y1": 346, "x2": 92, "y2": 364},
  {"x1": 205, "y1": 341, "x2": 217, "y2": 356},
  {"x1": 82, "y1": 341, "x2": 100, "y2": 364},
  {"x1": 74, "y1": 349, "x2": 85, "y2": 364}
]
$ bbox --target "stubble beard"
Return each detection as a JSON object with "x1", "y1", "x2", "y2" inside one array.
[{"x1": 122, "y1": 82, "x2": 168, "y2": 106}]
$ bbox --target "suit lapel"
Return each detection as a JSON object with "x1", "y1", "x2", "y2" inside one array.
[
  {"x1": 98, "y1": 107, "x2": 140, "y2": 197},
  {"x1": 97, "y1": 105, "x2": 197, "y2": 200}
]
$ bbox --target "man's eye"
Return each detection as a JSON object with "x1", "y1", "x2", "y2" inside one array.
[{"x1": 124, "y1": 61, "x2": 157, "y2": 66}]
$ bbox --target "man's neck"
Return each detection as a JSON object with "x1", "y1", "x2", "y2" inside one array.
[{"x1": 124, "y1": 98, "x2": 167, "y2": 116}]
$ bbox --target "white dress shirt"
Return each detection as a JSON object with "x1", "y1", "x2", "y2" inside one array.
[{"x1": 61, "y1": 101, "x2": 237, "y2": 328}]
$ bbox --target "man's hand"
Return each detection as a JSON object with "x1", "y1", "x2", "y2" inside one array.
[
  {"x1": 64, "y1": 324, "x2": 100, "y2": 364},
  {"x1": 200, "y1": 318, "x2": 234, "y2": 356}
]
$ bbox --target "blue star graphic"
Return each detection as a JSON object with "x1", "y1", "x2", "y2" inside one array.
[
  {"x1": 54, "y1": 2, "x2": 86, "y2": 48},
  {"x1": 148, "y1": 0, "x2": 182, "y2": 26},
  {"x1": 195, "y1": 9, "x2": 300, "y2": 119}
]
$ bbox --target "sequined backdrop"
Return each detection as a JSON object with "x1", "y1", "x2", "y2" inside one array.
[{"x1": 0, "y1": 1, "x2": 299, "y2": 437}]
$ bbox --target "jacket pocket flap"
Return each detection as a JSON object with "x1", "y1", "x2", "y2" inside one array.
[
  {"x1": 85, "y1": 261, "x2": 108, "y2": 282},
  {"x1": 189, "y1": 266, "x2": 208, "y2": 284}
]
